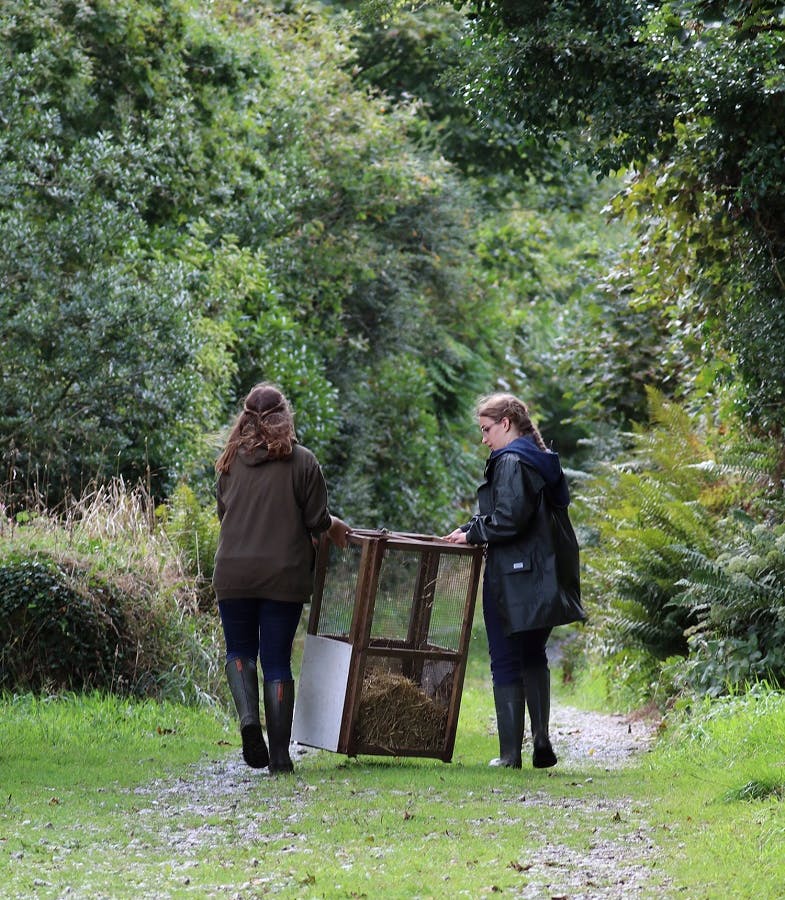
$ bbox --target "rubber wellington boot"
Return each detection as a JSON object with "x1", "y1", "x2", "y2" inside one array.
[
  {"x1": 225, "y1": 658, "x2": 269, "y2": 769},
  {"x1": 263, "y1": 679, "x2": 295, "y2": 774},
  {"x1": 488, "y1": 682, "x2": 525, "y2": 768},
  {"x1": 524, "y1": 667, "x2": 557, "y2": 768}
]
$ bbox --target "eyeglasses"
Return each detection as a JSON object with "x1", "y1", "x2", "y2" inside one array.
[{"x1": 480, "y1": 421, "x2": 499, "y2": 435}]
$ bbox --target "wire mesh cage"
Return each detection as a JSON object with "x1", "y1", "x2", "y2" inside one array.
[{"x1": 292, "y1": 529, "x2": 483, "y2": 761}]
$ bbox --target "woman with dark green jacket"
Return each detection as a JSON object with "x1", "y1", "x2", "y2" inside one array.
[
  {"x1": 444, "y1": 393, "x2": 583, "y2": 769},
  {"x1": 213, "y1": 383, "x2": 350, "y2": 773}
]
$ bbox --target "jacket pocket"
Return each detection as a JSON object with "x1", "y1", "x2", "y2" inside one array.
[{"x1": 495, "y1": 556, "x2": 537, "y2": 636}]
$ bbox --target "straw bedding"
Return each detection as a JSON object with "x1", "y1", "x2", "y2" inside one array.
[{"x1": 355, "y1": 669, "x2": 448, "y2": 750}]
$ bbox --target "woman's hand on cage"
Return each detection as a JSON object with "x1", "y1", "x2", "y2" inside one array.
[
  {"x1": 442, "y1": 527, "x2": 468, "y2": 544},
  {"x1": 327, "y1": 515, "x2": 351, "y2": 548}
]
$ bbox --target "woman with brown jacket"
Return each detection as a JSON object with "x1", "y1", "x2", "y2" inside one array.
[{"x1": 213, "y1": 383, "x2": 350, "y2": 773}]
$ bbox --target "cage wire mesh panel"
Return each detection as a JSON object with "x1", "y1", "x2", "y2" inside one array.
[
  {"x1": 295, "y1": 529, "x2": 482, "y2": 760},
  {"x1": 315, "y1": 540, "x2": 474, "y2": 648},
  {"x1": 313, "y1": 540, "x2": 363, "y2": 639},
  {"x1": 425, "y1": 551, "x2": 477, "y2": 651}
]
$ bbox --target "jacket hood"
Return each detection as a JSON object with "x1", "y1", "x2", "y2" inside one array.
[
  {"x1": 491, "y1": 436, "x2": 570, "y2": 507},
  {"x1": 238, "y1": 446, "x2": 271, "y2": 466}
]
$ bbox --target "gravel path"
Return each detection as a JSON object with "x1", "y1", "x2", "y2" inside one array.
[
  {"x1": 504, "y1": 703, "x2": 666, "y2": 899},
  {"x1": 129, "y1": 702, "x2": 666, "y2": 899},
  {"x1": 548, "y1": 702, "x2": 659, "y2": 770}
]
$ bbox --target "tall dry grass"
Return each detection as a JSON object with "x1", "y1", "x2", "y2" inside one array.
[{"x1": 1, "y1": 477, "x2": 224, "y2": 703}]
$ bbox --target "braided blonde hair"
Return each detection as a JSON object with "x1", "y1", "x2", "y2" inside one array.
[{"x1": 476, "y1": 392, "x2": 548, "y2": 450}]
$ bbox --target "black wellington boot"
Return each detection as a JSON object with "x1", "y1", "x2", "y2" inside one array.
[
  {"x1": 263, "y1": 679, "x2": 295, "y2": 774},
  {"x1": 524, "y1": 667, "x2": 557, "y2": 769},
  {"x1": 489, "y1": 682, "x2": 525, "y2": 768},
  {"x1": 225, "y1": 658, "x2": 269, "y2": 769}
]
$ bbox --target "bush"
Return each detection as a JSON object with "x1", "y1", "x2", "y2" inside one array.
[
  {"x1": 577, "y1": 391, "x2": 717, "y2": 667},
  {"x1": 0, "y1": 557, "x2": 126, "y2": 692},
  {"x1": 670, "y1": 518, "x2": 785, "y2": 696},
  {"x1": 157, "y1": 482, "x2": 220, "y2": 608},
  {"x1": 0, "y1": 480, "x2": 223, "y2": 702},
  {"x1": 0, "y1": 553, "x2": 221, "y2": 701}
]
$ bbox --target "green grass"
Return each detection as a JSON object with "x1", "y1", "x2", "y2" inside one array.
[
  {"x1": 1, "y1": 657, "x2": 784, "y2": 898},
  {"x1": 556, "y1": 665, "x2": 785, "y2": 897},
  {"x1": 631, "y1": 686, "x2": 785, "y2": 897}
]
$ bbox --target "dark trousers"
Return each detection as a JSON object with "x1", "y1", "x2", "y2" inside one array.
[
  {"x1": 218, "y1": 598, "x2": 303, "y2": 682},
  {"x1": 482, "y1": 585, "x2": 551, "y2": 686}
]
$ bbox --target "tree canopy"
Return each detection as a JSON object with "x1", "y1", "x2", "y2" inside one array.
[
  {"x1": 438, "y1": 0, "x2": 785, "y2": 430},
  {"x1": 0, "y1": 0, "x2": 508, "y2": 526},
  {"x1": 3, "y1": 0, "x2": 785, "y2": 698}
]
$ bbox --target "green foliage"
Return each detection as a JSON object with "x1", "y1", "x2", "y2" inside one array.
[
  {"x1": 225, "y1": 7, "x2": 504, "y2": 522},
  {"x1": 579, "y1": 391, "x2": 715, "y2": 665},
  {"x1": 174, "y1": 226, "x2": 341, "y2": 458},
  {"x1": 0, "y1": 553, "x2": 213, "y2": 698},
  {"x1": 347, "y1": 3, "x2": 545, "y2": 179},
  {"x1": 157, "y1": 481, "x2": 219, "y2": 604},
  {"x1": 0, "y1": 0, "x2": 250, "y2": 500},
  {"x1": 577, "y1": 391, "x2": 717, "y2": 698},
  {"x1": 0, "y1": 481, "x2": 223, "y2": 700},
  {"x1": 469, "y1": 174, "x2": 645, "y2": 452},
  {"x1": 614, "y1": 0, "x2": 785, "y2": 429},
  {"x1": 439, "y1": 0, "x2": 785, "y2": 431},
  {"x1": 0, "y1": 557, "x2": 126, "y2": 692},
  {"x1": 578, "y1": 388, "x2": 785, "y2": 702},
  {"x1": 331, "y1": 355, "x2": 462, "y2": 529},
  {"x1": 446, "y1": 0, "x2": 667, "y2": 176},
  {"x1": 2, "y1": 0, "x2": 508, "y2": 531},
  {"x1": 670, "y1": 516, "x2": 785, "y2": 695}
]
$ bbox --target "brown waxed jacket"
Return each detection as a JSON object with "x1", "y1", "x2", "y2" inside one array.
[{"x1": 212, "y1": 443, "x2": 333, "y2": 603}]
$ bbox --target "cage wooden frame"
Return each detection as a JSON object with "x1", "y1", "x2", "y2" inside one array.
[{"x1": 296, "y1": 528, "x2": 483, "y2": 762}]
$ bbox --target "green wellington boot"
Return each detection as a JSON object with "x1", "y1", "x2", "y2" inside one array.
[
  {"x1": 488, "y1": 682, "x2": 525, "y2": 768},
  {"x1": 225, "y1": 658, "x2": 269, "y2": 769}
]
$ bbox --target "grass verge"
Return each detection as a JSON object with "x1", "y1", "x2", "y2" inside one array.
[
  {"x1": 1, "y1": 664, "x2": 783, "y2": 898},
  {"x1": 631, "y1": 685, "x2": 785, "y2": 898}
]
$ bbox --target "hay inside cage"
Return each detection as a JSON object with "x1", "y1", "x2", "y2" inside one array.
[{"x1": 355, "y1": 670, "x2": 448, "y2": 751}]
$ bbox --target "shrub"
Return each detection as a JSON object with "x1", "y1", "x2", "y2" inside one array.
[
  {"x1": 0, "y1": 479, "x2": 223, "y2": 702},
  {"x1": 0, "y1": 552, "x2": 222, "y2": 701},
  {"x1": 671, "y1": 518, "x2": 785, "y2": 695},
  {"x1": 0, "y1": 557, "x2": 126, "y2": 692},
  {"x1": 578, "y1": 390, "x2": 718, "y2": 666},
  {"x1": 157, "y1": 482, "x2": 219, "y2": 608}
]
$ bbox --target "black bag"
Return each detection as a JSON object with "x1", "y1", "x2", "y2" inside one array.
[{"x1": 548, "y1": 502, "x2": 585, "y2": 624}]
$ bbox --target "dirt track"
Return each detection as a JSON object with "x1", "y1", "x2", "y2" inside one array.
[{"x1": 126, "y1": 702, "x2": 666, "y2": 899}]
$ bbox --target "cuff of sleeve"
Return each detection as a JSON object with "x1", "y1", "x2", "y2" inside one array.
[{"x1": 310, "y1": 512, "x2": 333, "y2": 535}]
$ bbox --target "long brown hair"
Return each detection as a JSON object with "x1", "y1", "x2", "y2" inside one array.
[
  {"x1": 476, "y1": 392, "x2": 548, "y2": 451},
  {"x1": 215, "y1": 383, "x2": 296, "y2": 474}
]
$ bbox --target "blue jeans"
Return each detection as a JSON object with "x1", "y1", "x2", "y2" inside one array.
[
  {"x1": 218, "y1": 598, "x2": 304, "y2": 682},
  {"x1": 482, "y1": 584, "x2": 551, "y2": 686}
]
